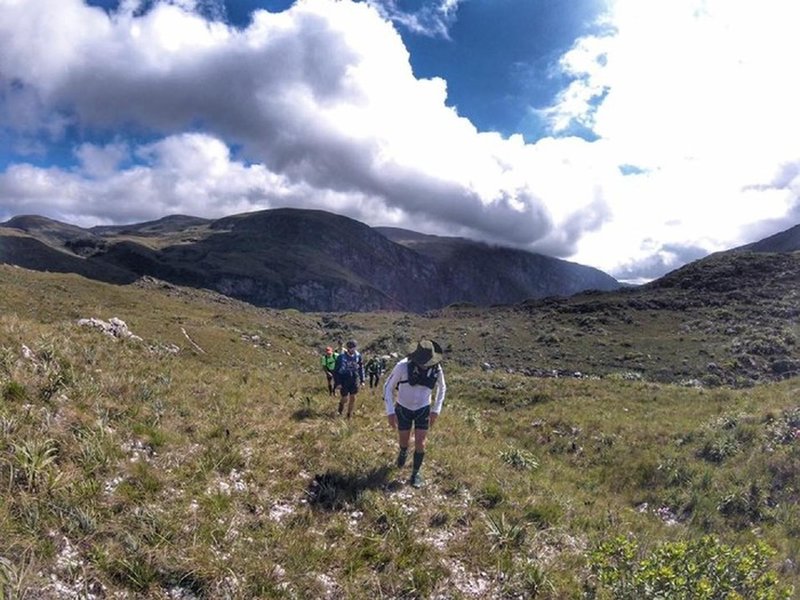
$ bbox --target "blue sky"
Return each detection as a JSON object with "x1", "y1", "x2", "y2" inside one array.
[
  {"x1": 81, "y1": 0, "x2": 603, "y2": 142},
  {"x1": 1, "y1": 0, "x2": 799, "y2": 282}
]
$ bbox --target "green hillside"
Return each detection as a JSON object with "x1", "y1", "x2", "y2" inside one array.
[{"x1": 0, "y1": 265, "x2": 798, "y2": 598}]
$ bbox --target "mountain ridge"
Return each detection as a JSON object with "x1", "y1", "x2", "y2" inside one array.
[
  {"x1": 735, "y1": 223, "x2": 800, "y2": 253},
  {"x1": 0, "y1": 208, "x2": 620, "y2": 312}
]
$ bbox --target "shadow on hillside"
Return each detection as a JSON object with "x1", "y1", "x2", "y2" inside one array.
[
  {"x1": 291, "y1": 407, "x2": 324, "y2": 421},
  {"x1": 306, "y1": 466, "x2": 392, "y2": 511},
  {"x1": 290, "y1": 394, "x2": 335, "y2": 421}
]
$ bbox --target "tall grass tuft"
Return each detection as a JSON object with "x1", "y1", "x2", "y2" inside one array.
[{"x1": 12, "y1": 438, "x2": 59, "y2": 492}]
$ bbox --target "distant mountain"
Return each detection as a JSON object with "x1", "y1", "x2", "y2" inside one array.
[
  {"x1": 90, "y1": 214, "x2": 211, "y2": 237},
  {"x1": 0, "y1": 233, "x2": 136, "y2": 284},
  {"x1": 735, "y1": 223, "x2": 800, "y2": 253},
  {"x1": 4, "y1": 215, "x2": 100, "y2": 246},
  {"x1": 376, "y1": 226, "x2": 619, "y2": 303},
  {"x1": 644, "y1": 221, "x2": 800, "y2": 293},
  {"x1": 1, "y1": 208, "x2": 619, "y2": 312}
]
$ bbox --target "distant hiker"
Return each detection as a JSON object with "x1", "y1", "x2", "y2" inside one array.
[
  {"x1": 383, "y1": 340, "x2": 446, "y2": 488},
  {"x1": 321, "y1": 346, "x2": 338, "y2": 396},
  {"x1": 366, "y1": 356, "x2": 382, "y2": 389},
  {"x1": 334, "y1": 339, "x2": 364, "y2": 418}
]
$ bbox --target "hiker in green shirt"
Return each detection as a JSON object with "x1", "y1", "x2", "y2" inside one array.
[{"x1": 321, "y1": 346, "x2": 338, "y2": 396}]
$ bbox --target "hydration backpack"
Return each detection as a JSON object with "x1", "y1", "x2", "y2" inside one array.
[
  {"x1": 403, "y1": 361, "x2": 440, "y2": 389},
  {"x1": 337, "y1": 351, "x2": 362, "y2": 377}
]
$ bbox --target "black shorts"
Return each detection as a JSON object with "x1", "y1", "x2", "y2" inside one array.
[
  {"x1": 395, "y1": 403, "x2": 430, "y2": 431},
  {"x1": 339, "y1": 377, "x2": 360, "y2": 395}
]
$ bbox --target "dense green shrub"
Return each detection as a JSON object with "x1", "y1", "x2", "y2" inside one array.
[{"x1": 588, "y1": 535, "x2": 792, "y2": 599}]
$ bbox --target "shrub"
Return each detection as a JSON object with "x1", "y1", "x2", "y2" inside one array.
[
  {"x1": 12, "y1": 439, "x2": 59, "y2": 492},
  {"x1": 503, "y1": 561, "x2": 554, "y2": 598},
  {"x1": 524, "y1": 500, "x2": 563, "y2": 529},
  {"x1": 477, "y1": 481, "x2": 505, "y2": 508},
  {"x1": 766, "y1": 407, "x2": 800, "y2": 445},
  {"x1": 0, "y1": 556, "x2": 32, "y2": 600},
  {"x1": 484, "y1": 512, "x2": 525, "y2": 551},
  {"x1": 2, "y1": 381, "x2": 26, "y2": 403},
  {"x1": 697, "y1": 434, "x2": 740, "y2": 463},
  {"x1": 500, "y1": 446, "x2": 539, "y2": 471},
  {"x1": 716, "y1": 481, "x2": 773, "y2": 527},
  {"x1": 588, "y1": 535, "x2": 792, "y2": 599}
]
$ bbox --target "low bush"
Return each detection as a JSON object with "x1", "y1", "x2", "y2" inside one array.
[{"x1": 588, "y1": 535, "x2": 792, "y2": 599}]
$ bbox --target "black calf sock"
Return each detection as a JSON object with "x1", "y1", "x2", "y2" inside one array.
[
  {"x1": 396, "y1": 447, "x2": 408, "y2": 467},
  {"x1": 412, "y1": 451, "x2": 424, "y2": 473}
]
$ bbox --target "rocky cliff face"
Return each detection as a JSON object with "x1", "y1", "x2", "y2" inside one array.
[
  {"x1": 378, "y1": 228, "x2": 620, "y2": 306},
  {"x1": 1, "y1": 208, "x2": 619, "y2": 312}
]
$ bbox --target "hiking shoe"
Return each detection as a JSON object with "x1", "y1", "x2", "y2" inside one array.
[
  {"x1": 409, "y1": 471, "x2": 424, "y2": 488},
  {"x1": 396, "y1": 449, "x2": 408, "y2": 468}
]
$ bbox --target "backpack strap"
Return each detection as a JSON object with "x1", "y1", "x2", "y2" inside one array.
[{"x1": 397, "y1": 362, "x2": 439, "y2": 389}]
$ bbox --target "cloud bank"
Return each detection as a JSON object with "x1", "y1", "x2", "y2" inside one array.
[{"x1": 1, "y1": 0, "x2": 799, "y2": 281}]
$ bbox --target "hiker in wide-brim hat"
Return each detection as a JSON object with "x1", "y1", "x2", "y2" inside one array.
[
  {"x1": 383, "y1": 338, "x2": 447, "y2": 488},
  {"x1": 406, "y1": 339, "x2": 443, "y2": 369}
]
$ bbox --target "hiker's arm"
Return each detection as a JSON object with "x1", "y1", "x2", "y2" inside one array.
[
  {"x1": 431, "y1": 367, "x2": 446, "y2": 415},
  {"x1": 383, "y1": 363, "x2": 401, "y2": 418},
  {"x1": 387, "y1": 414, "x2": 397, "y2": 429},
  {"x1": 331, "y1": 356, "x2": 341, "y2": 388}
]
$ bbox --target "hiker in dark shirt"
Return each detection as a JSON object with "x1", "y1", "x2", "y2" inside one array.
[
  {"x1": 334, "y1": 339, "x2": 364, "y2": 419},
  {"x1": 366, "y1": 356, "x2": 382, "y2": 389}
]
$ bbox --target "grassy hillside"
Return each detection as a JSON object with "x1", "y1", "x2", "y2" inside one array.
[{"x1": 0, "y1": 265, "x2": 798, "y2": 598}]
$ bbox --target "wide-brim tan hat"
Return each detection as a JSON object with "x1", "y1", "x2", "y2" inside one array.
[{"x1": 406, "y1": 339, "x2": 443, "y2": 368}]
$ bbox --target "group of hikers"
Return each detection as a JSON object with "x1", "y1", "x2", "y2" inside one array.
[
  {"x1": 321, "y1": 344, "x2": 386, "y2": 397},
  {"x1": 320, "y1": 338, "x2": 446, "y2": 488}
]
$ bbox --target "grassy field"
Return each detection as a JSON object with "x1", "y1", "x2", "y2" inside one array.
[{"x1": 0, "y1": 264, "x2": 798, "y2": 598}]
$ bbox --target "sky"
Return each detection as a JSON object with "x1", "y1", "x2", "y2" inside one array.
[{"x1": 1, "y1": 0, "x2": 799, "y2": 283}]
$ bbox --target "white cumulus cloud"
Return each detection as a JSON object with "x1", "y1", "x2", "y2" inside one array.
[{"x1": 0, "y1": 0, "x2": 798, "y2": 282}]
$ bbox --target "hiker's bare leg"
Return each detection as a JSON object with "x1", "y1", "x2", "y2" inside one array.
[
  {"x1": 398, "y1": 429, "x2": 411, "y2": 448},
  {"x1": 347, "y1": 394, "x2": 356, "y2": 418},
  {"x1": 414, "y1": 428, "x2": 428, "y2": 453}
]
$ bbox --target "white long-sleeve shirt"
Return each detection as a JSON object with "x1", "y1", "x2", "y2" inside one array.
[{"x1": 383, "y1": 358, "x2": 446, "y2": 415}]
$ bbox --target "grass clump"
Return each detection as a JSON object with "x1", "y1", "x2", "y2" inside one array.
[
  {"x1": 500, "y1": 446, "x2": 539, "y2": 471},
  {"x1": 2, "y1": 380, "x2": 27, "y2": 403}
]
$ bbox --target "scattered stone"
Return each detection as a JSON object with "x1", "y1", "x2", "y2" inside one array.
[
  {"x1": 77, "y1": 317, "x2": 143, "y2": 341},
  {"x1": 268, "y1": 503, "x2": 295, "y2": 522},
  {"x1": 315, "y1": 573, "x2": 338, "y2": 599},
  {"x1": 149, "y1": 342, "x2": 181, "y2": 355}
]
